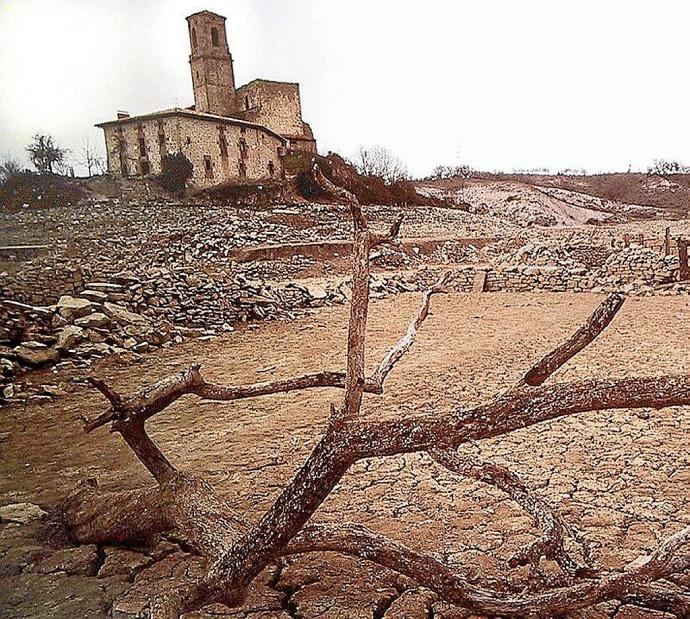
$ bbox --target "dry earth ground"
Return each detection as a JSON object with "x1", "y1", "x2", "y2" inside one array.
[{"x1": 1, "y1": 292, "x2": 689, "y2": 618}]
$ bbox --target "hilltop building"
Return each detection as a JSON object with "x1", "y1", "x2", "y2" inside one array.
[{"x1": 97, "y1": 10, "x2": 316, "y2": 188}]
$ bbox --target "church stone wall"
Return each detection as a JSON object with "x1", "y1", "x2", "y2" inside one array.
[
  {"x1": 103, "y1": 115, "x2": 285, "y2": 189},
  {"x1": 237, "y1": 81, "x2": 306, "y2": 138}
]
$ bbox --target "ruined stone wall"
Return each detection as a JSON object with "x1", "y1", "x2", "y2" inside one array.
[
  {"x1": 237, "y1": 80, "x2": 306, "y2": 138},
  {"x1": 103, "y1": 115, "x2": 285, "y2": 188}
]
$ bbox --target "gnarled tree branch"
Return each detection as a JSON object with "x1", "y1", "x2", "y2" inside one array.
[{"x1": 65, "y1": 166, "x2": 690, "y2": 618}]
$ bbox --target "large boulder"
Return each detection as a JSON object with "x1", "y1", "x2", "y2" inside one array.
[
  {"x1": 56, "y1": 296, "x2": 94, "y2": 321},
  {"x1": 74, "y1": 312, "x2": 110, "y2": 329},
  {"x1": 0, "y1": 502, "x2": 47, "y2": 524},
  {"x1": 103, "y1": 302, "x2": 147, "y2": 326},
  {"x1": 55, "y1": 325, "x2": 85, "y2": 352},
  {"x1": 13, "y1": 342, "x2": 59, "y2": 367}
]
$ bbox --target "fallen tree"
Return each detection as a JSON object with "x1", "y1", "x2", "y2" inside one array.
[{"x1": 65, "y1": 165, "x2": 690, "y2": 617}]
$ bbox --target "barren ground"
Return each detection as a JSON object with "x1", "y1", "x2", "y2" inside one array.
[{"x1": 1, "y1": 291, "x2": 688, "y2": 618}]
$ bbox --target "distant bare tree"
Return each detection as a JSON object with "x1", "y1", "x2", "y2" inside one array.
[
  {"x1": 26, "y1": 134, "x2": 67, "y2": 174},
  {"x1": 429, "y1": 164, "x2": 474, "y2": 181},
  {"x1": 428, "y1": 164, "x2": 475, "y2": 201},
  {"x1": 355, "y1": 145, "x2": 409, "y2": 184},
  {"x1": 0, "y1": 156, "x2": 23, "y2": 183},
  {"x1": 647, "y1": 159, "x2": 690, "y2": 176},
  {"x1": 80, "y1": 138, "x2": 106, "y2": 176}
]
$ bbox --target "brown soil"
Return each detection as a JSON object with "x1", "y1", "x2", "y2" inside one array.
[{"x1": 1, "y1": 292, "x2": 688, "y2": 618}]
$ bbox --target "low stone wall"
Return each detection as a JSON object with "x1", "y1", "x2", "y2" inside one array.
[
  {"x1": 0, "y1": 244, "x2": 683, "y2": 331},
  {"x1": 0, "y1": 256, "x2": 88, "y2": 306},
  {"x1": 380, "y1": 253, "x2": 682, "y2": 297}
]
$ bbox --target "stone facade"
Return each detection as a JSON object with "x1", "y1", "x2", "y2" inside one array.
[
  {"x1": 99, "y1": 111, "x2": 285, "y2": 188},
  {"x1": 97, "y1": 9, "x2": 316, "y2": 187},
  {"x1": 237, "y1": 80, "x2": 316, "y2": 153}
]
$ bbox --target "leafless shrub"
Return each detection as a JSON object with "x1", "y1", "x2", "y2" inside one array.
[
  {"x1": 647, "y1": 159, "x2": 690, "y2": 176},
  {"x1": 0, "y1": 155, "x2": 23, "y2": 183},
  {"x1": 428, "y1": 164, "x2": 474, "y2": 181},
  {"x1": 355, "y1": 145, "x2": 409, "y2": 184},
  {"x1": 26, "y1": 133, "x2": 68, "y2": 175},
  {"x1": 80, "y1": 138, "x2": 106, "y2": 176}
]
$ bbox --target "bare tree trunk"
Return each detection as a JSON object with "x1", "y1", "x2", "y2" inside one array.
[{"x1": 63, "y1": 164, "x2": 690, "y2": 618}]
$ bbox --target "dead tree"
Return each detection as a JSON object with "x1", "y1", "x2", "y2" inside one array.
[{"x1": 64, "y1": 166, "x2": 690, "y2": 618}]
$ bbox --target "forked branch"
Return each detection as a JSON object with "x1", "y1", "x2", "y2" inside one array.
[{"x1": 67, "y1": 166, "x2": 690, "y2": 618}]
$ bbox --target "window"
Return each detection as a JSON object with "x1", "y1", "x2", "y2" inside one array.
[
  {"x1": 204, "y1": 155, "x2": 213, "y2": 179},
  {"x1": 192, "y1": 27, "x2": 197, "y2": 48},
  {"x1": 211, "y1": 26, "x2": 219, "y2": 47},
  {"x1": 219, "y1": 131, "x2": 228, "y2": 157},
  {"x1": 268, "y1": 161, "x2": 275, "y2": 177},
  {"x1": 239, "y1": 162, "x2": 247, "y2": 177},
  {"x1": 141, "y1": 160, "x2": 150, "y2": 175},
  {"x1": 239, "y1": 138, "x2": 248, "y2": 159},
  {"x1": 245, "y1": 95, "x2": 250, "y2": 110},
  {"x1": 138, "y1": 137, "x2": 146, "y2": 157}
]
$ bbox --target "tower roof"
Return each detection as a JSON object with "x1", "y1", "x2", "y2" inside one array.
[{"x1": 186, "y1": 10, "x2": 226, "y2": 21}]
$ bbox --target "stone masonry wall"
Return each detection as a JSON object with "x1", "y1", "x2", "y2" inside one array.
[
  {"x1": 237, "y1": 80, "x2": 305, "y2": 138},
  {"x1": 103, "y1": 115, "x2": 285, "y2": 188}
]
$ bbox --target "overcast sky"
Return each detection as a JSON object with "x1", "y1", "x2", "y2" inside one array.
[{"x1": 1, "y1": 0, "x2": 688, "y2": 177}]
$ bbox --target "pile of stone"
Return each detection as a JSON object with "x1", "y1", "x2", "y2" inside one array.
[
  {"x1": 494, "y1": 238, "x2": 613, "y2": 270},
  {"x1": 0, "y1": 274, "x2": 351, "y2": 404},
  {"x1": 0, "y1": 290, "x2": 207, "y2": 402},
  {"x1": 599, "y1": 247, "x2": 679, "y2": 287},
  {"x1": 0, "y1": 256, "x2": 89, "y2": 306}
]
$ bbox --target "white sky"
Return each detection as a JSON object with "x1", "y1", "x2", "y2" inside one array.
[{"x1": 0, "y1": 0, "x2": 688, "y2": 177}]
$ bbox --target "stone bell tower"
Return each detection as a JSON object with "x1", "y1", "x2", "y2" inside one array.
[{"x1": 187, "y1": 11, "x2": 237, "y2": 116}]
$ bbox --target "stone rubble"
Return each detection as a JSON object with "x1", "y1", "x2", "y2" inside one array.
[{"x1": 2, "y1": 198, "x2": 688, "y2": 405}]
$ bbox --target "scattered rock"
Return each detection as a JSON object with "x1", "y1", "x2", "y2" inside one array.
[
  {"x1": 56, "y1": 295, "x2": 94, "y2": 320},
  {"x1": 55, "y1": 325, "x2": 85, "y2": 352},
  {"x1": 13, "y1": 342, "x2": 59, "y2": 367},
  {"x1": 0, "y1": 503, "x2": 47, "y2": 524},
  {"x1": 35, "y1": 545, "x2": 99, "y2": 576}
]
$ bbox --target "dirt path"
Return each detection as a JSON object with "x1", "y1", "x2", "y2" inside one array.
[{"x1": 1, "y1": 292, "x2": 689, "y2": 618}]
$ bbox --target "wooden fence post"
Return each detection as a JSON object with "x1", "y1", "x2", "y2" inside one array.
[{"x1": 679, "y1": 239, "x2": 690, "y2": 281}]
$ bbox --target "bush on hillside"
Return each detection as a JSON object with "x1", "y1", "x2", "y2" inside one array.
[
  {"x1": 158, "y1": 153, "x2": 193, "y2": 194},
  {"x1": 289, "y1": 152, "x2": 447, "y2": 207},
  {"x1": 0, "y1": 171, "x2": 86, "y2": 213}
]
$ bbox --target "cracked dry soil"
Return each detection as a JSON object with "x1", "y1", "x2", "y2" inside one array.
[{"x1": 1, "y1": 292, "x2": 689, "y2": 618}]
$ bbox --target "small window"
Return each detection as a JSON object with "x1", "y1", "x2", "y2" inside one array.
[
  {"x1": 219, "y1": 131, "x2": 228, "y2": 157},
  {"x1": 239, "y1": 162, "x2": 247, "y2": 178},
  {"x1": 211, "y1": 26, "x2": 219, "y2": 47},
  {"x1": 138, "y1": 136, "x2": 146, "y2": 157},
  {"x1": 239, "y1": 138, "x2": 248, "y2": 159},
  {"x1": 268, "y1": 161, "x2": 275, "y2": 177},
  {"x1": 204, "y1": 155, "x2": 213, "y2": 179},
  {"x1": 141, "y1": 160, "x2": 150, "y2": 175},
  {"x1": 192, "y1": 27, "x2": 197, "y2": 48},
  {"x1": 245, "y1": 95, "x2": 250, "y2": 110}
]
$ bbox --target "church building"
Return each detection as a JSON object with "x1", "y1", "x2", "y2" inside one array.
[{"x1": 97, "y1": 10, "x2": 317, "y2": 188}]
